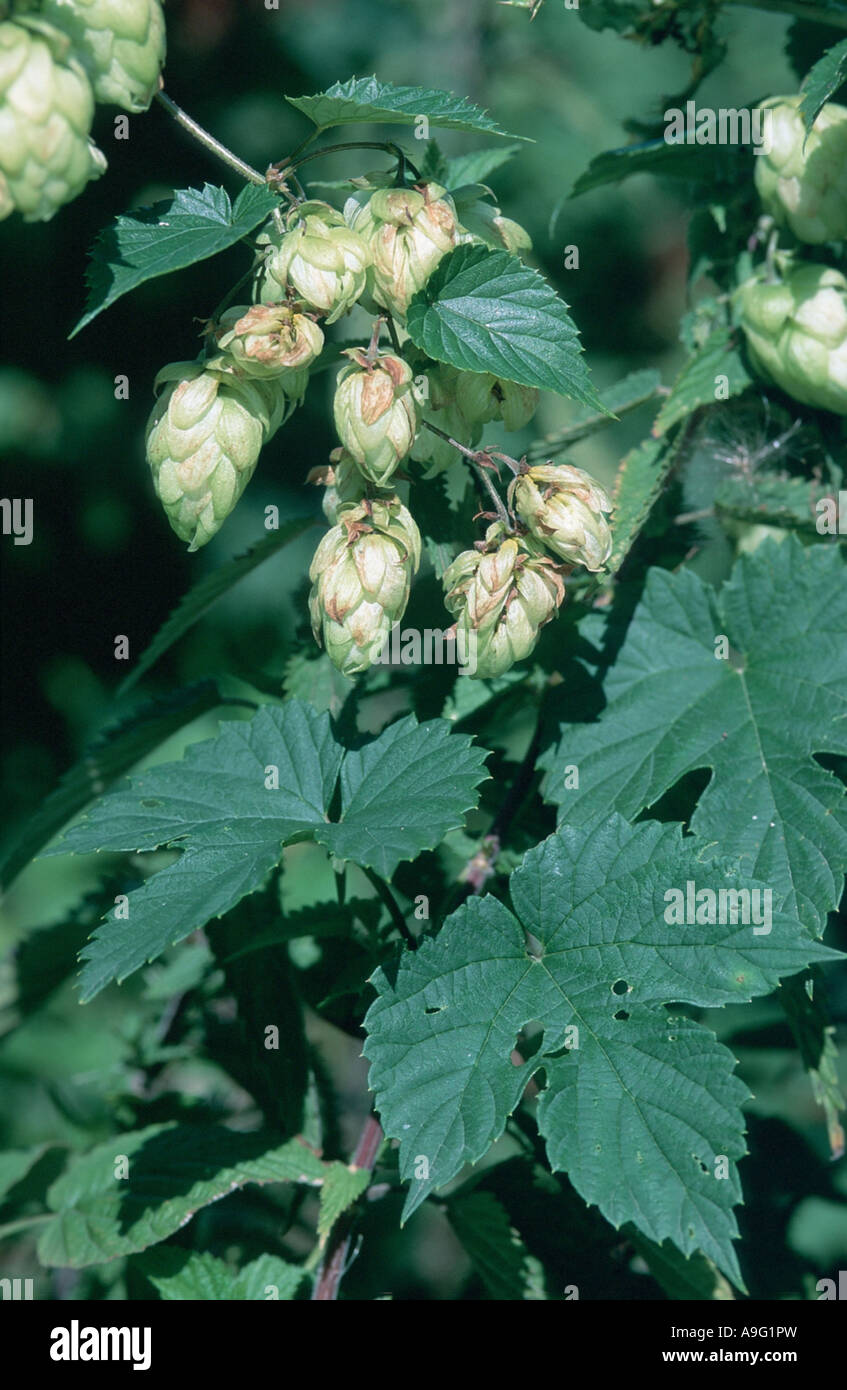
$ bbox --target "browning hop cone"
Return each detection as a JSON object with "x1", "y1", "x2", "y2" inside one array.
[
  {"x1": 214, "y1": 302, "x2": 324, "y2": 381},
  {"x1": 511, "y1": 462, "x2": 613, "y2": 571},
  {"x1": 308, "y1": 495, "x2": 421, "y2": 676},
  {"x1": 333, "y1": 349, "x2": 422, "y2": 486},
  {"x1": 347, "y1": 182, "x2": 458, "y2": 318}
]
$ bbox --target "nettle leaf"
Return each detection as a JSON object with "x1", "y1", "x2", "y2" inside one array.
[
  {"x1": 287, "y1": 77, "x2": 526, "y2": 140},
  {"x1": 37, "y1": 1123, "x2": 327, "y2": 1268},
  {"x1": 365, "y1": 815, "x2": 834, "y2": 1283},
  {"x1": 800, "y1": 36, "x2": 847, "y2": 133},
  {"x1": 136, "y1": 1248, "x2": 307, "y2": 1301},
  {"x1": 316, "y1": 715, "x2": 490, "y2": 877},
  {"x1": 72, "y1": 183, "x2": 279, "y2": 336},
  {"x1": 48, "y1": 703, "x2": 489, "y2": 998},
  {"x1": 317, "y1": 1163, "x2": 371, "y2": 1239},
  {"x1": 50, "y1": 702, "x2": 344, "y2": 1000},
  {"x1": 571, "y1": 139, "x2": 745, "y2": 197},
  {"x1": 653, "y1": 327, "x2": 752, "y2": 436},
  {"x1": 446, "y1": 144, "x2": 523, "y2": 188},
  {"x1": 608, "y1": 434, "x2": 675, "y2": 572},
  {"x1": 447, "y1": 1190, "x2": 545, "y2": 1300},
  {"x1": 542, "y1": 538, "x2": 847, "y2": 936},
  {"x1": 406, "y1": 244, "x2": 605, "y2": 409}
]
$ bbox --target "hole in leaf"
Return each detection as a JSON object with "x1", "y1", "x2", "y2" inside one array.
[
  {"x1": 424, "y1": 1005, "x2": 445, "y2": 1015},
  {"x1": 512, "y1": 1021, "x2": 545, "y2": 1065},
  {"x1": 141, "y1": 798, "x2": 163, "y2": 809},
  {"x1": 635, "y1": 767, "x2": 711, "y2": 832},
  {"x1": 611, "y1": 979, "x2": 629, "y2": 996},
  {"x1": 614, "y1": 1009, "x2": 630, "y2": 1021}
]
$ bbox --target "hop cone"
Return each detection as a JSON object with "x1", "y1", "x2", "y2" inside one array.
[
  {"x1": 145, "y1": 361, "x2": 289, "y2": 551},
  {"x1": 257, "y1": 200, "x2": 369, "y2": 323},
  {"x1": 510, "y1": 462, "x2": 613, "y2": 571},
  {"x1": 738, "y1": 263, "x2": 847, "y2": 414},
  {"x1": 37, "y1": 0, "x2": 165, "y2": 112},
  {"x1": 444, "y1": 524, "x2": 565, "y2": 678},
  {"x1": 334, "y1": 349, "x2": 422, "y2": 486},
  {"x1": 309, "y1": 496, "x2": 421, "y2": 676},
  {"x1": 347, "y1": 182, "x2": 458, "y2": 318},
  {"x1": 456, "y1": 371, "x2": 539, "y2": 431},
  {"x1": 754, "y1": 95, "x2": 847, "y2": 244},
  {"x1": 214, "y1": 303, "x2": 324, "y2": 381},
  {"x1": 0, "y1": 19, "x2": 105, "y2": 221}
]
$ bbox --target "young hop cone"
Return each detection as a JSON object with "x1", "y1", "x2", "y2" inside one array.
[
  {"x1": 334, "y1": 349, "x2": 422, "y2": 486},
  {"x1": 346, "y1": 182, "x2": 458, "y2": 318},
  {"x1": 738, "y1": 263, "x2": 847, "y2": 415},
  {"x1": 214, "y1": 303, "x2": 324, "y2": 382},
  {"x1": 454, "y1": 191, "x2": 533, "y2": 256},
  {"x1": 38, "y1": 0, "x2": 165, "y2": 112},
  {"x1": 443, "y1": 524, "x2": 565, "y2": 678},
  {"x1": 754, "y1": 95, "x2": 847, "y2": 245},
  {"x1": 257, "y1": 200, "x2": 370, "y2": 324},
  {"x1": 411, "y1": 364, "x2": 482, "y2": 476},
  {"x1": 456, "y1": 371, "x2": 539, "y2": 431},
  {"x1": 0, "y1": 19, "x2": 105, "y2": 221},
  {"x1": 308, "y1": 496, "x2": 421, "y2": 676},
  {"x1": 145, "y1": 360, "x2": 290, "y2": 551},
  {"x1": 510, "y1": 462, "x2": 613, "y2": 571}
]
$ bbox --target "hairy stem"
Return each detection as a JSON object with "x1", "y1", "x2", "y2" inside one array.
[
  {"x1": 155, "y1": 91, "x2": 267, "y2": 186},
  {"x1": 422, "y1": 421, "x2": 513, "y2": 529},
  {"x1": 312, "y1": 1113, "x2": 385, "y2": 1301}
]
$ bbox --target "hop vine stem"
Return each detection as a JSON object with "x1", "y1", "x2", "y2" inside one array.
[{"x1": 155, "y1": 91, "x2": 267, "y2": 185}]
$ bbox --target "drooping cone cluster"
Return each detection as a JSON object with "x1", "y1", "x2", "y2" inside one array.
[
  {"x1": 737, "y1": 263, "x2": 847, "y2": 415},
  {"x1": 333, "y1": 349, "x2": 422, "y2": 486},
  {"x1": 258, "y1": 201, "x2": 370, "y2": 323},
  {"x1": 0, "y1": 18, "x2": 105, "y2": 221},
  {"x1": 346, "y1": 182, "x2": 459, "y2": 317},
  {"x1": 39, "y1": 0, "x2": 166, "y2": 112},
  {"x1": 510, "y1": 462, "x2": 613, "y2": 571},
  {"x1": 443, "y1": 523, "x2": 565, "y2": 678},
  {"x1": 308, "y1": 496, "x2": 421, "y2": 676},
  {"x1": 754, "y1": 95, "x2": 847, "y2": 244},
  {"x1": 0, "y1": 1, "x2": 165, "y2": 220},
  {"x1": 145, "y1": 361, "x2": 291, "y2": 551}
]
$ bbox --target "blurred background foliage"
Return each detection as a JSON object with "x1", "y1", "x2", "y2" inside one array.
[{"x1": 2, "y1": 0, "x2": 846, "y2": 1300}]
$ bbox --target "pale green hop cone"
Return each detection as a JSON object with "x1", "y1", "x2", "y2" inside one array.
[
  {"x1": 754, "y1": 95, "x2": 847, "y2": 245},
  {"x1": 0, "y1": 18, "x2": 105, "y2": 221},
  {"x1": 257, "y1": 200, "x2": 370, "y2": 324},
  {"x1": 39, "y1": 0, "x2": 166, "y2": 112},
  {"x1": 145, "y1": 361, "x2": 286, "y2": 551},
  {"x1": 738, "y1": 262, "x2": 847, "y2": 415}
]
